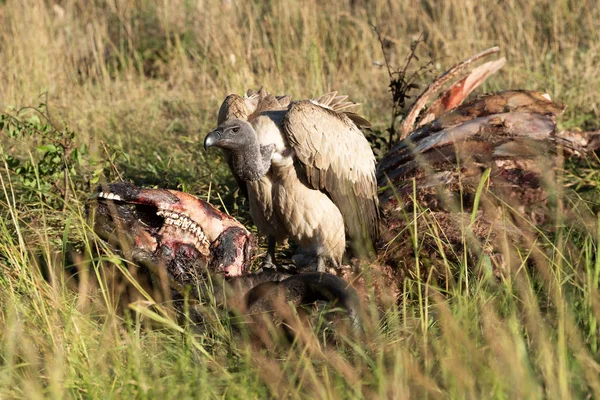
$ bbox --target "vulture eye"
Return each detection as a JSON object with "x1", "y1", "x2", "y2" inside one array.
[{"x1": 232, "y1": 126, "x2": 240, "y2": 133}]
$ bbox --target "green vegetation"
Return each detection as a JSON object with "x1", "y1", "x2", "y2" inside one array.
[{"x1": 0, "y1": 0, "x2": 599, "y2": 398}]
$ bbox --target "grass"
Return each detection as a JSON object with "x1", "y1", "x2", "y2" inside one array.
[{"x1": 0, "y1": 0, "x2": 599, "y2": 398}]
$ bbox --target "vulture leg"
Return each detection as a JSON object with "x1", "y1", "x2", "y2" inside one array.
[
  {"x1": 316, "y1": 256, "x2": 328, "y2": 273},
  {"x1": 258, "y1": 235, "x2": 278, "y2": 270},
  {"x1": 291, "y1": 250, "x2": 337, "y2": 273},
  {"x1": 265, "y1": 235, "x2": 277, "y2": 265}
]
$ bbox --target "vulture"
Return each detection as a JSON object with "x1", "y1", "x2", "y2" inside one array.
[
  {"x1": 205, "y1": 89, "x2": 379, "y2": 271},
  {"x1": 211, "y1": 89, "x2": 292, "y2": 265}
]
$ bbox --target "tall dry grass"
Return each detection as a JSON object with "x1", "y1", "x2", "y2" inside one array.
[
  {"x1": 2, "y1": 0, "x2": 599, "y2": 133},
  {"x1": 0, "y1": 0, "x2": 599, "y2": 398}
]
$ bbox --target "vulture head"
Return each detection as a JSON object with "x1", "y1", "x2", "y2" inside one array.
[{"x1": 204, "y1": 119, "x2": 275, "y2": 181}]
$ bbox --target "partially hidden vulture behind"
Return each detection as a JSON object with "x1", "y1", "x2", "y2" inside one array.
[{"x1": 205, "y1": 89, "x2": 379, "y2": 272}]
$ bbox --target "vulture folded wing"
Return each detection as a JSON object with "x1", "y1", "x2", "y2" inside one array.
[{"x1": 282, "y1": 101, "x2": 379, "y2": 247}]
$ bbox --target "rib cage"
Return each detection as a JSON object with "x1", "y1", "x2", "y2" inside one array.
[{"x1": 374, "y1": 87, "x2": 598, "y2": 282}]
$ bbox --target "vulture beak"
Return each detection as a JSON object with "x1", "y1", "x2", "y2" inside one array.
[{"x1": 204, "y1": 129, "x2": 222, "y2": 150}]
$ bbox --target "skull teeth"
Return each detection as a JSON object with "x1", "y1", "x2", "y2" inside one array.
[
  {"x1": 98, "y1": 191, "x2": 122, "y2": 201},
  {"x1": 159, "y1": 208, "x2": 209, "y2": 246}
]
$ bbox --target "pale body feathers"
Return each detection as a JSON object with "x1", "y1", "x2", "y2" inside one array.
[
  {"x1": 270, "y1": 160, "x2": 345, "y2": 263},
  {"x1": 246, "y1": 177, "x2": 288, "y2": 244},
  {"x1": 249, "y1": 110, "x2": 348, "y2": 260}
]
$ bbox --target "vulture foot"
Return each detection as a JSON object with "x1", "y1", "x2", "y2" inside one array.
[
  {"x1": 265, "y1": 235, "x2": 277, "y2": 265},
  {"x1": 291, "y1": 252, "x2": 334, "y2": 273},
  {"x1": 258, "y1": 257, "x2": 276, "y2": 271},
  {"x1": 256, "y1": 258, "x2": 296, "y2": 275}
]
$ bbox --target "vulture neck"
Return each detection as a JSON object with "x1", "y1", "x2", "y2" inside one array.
[{"x1": 231, "y1": 144, "x2": 273, "y2": 181}]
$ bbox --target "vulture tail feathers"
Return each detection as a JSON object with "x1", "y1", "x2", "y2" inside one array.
[
  {"x1": 245, "y1": 88, "x2": 292, "y2": 121},
  {"x1": 276, "y1": 95, "x2": 292, "y2": 107},
  {"x1": 242, "y1": 87, "x2": 293, "y2": 119},
  {"x1": 314, "y1": 91, "x2": 338, "y2": 108},
  {"x1": 333, "y1": 101, "x2": 357, "y2": 110}
]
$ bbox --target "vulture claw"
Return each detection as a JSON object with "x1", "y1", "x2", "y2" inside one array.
[{"x1": 257, "y1": 258, "x2": 277, "y2": 272}]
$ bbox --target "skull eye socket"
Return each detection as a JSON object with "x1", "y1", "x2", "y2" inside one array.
[{"x1": 232, "y1": 126, "x2": 240, "y2": 133}]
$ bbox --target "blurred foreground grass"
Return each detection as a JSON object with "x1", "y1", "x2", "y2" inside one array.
[{"x1": 0, "y1": 0, "x2": 599, "y2": 398}]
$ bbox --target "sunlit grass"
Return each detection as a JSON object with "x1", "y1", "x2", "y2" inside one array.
[{"x1": 0, "y1": 0, "x2": 599, "y2": 398}]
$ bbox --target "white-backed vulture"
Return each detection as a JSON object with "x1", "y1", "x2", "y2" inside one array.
[
  {"x1": 205, "y1": 90, "x2": 379, "y2": 271},
  {"x1": 213, "y1": 89, "x2": 292, "y2": 263}
]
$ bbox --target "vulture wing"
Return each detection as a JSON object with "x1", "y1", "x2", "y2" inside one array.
[
  {"x1": 314, "y1": 91, "x2": 372, "y2": 128},
  {"x1": 282, "y1": 100, "x2": 380, "y2": 249}
]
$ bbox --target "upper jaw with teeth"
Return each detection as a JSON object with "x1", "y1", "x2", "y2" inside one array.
[
  {"x1": 91, "y1": 183, "x2": 255, "y2": 278},
  {"x1": 157, "y1": 209, "x2": 210, "y2": 249},
  {"x1": 96, "y1": 189, "x2": 211, "y2": 251},
  {"x1": 98, "y1": 191, "x2": 122, "y2": 201}
]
